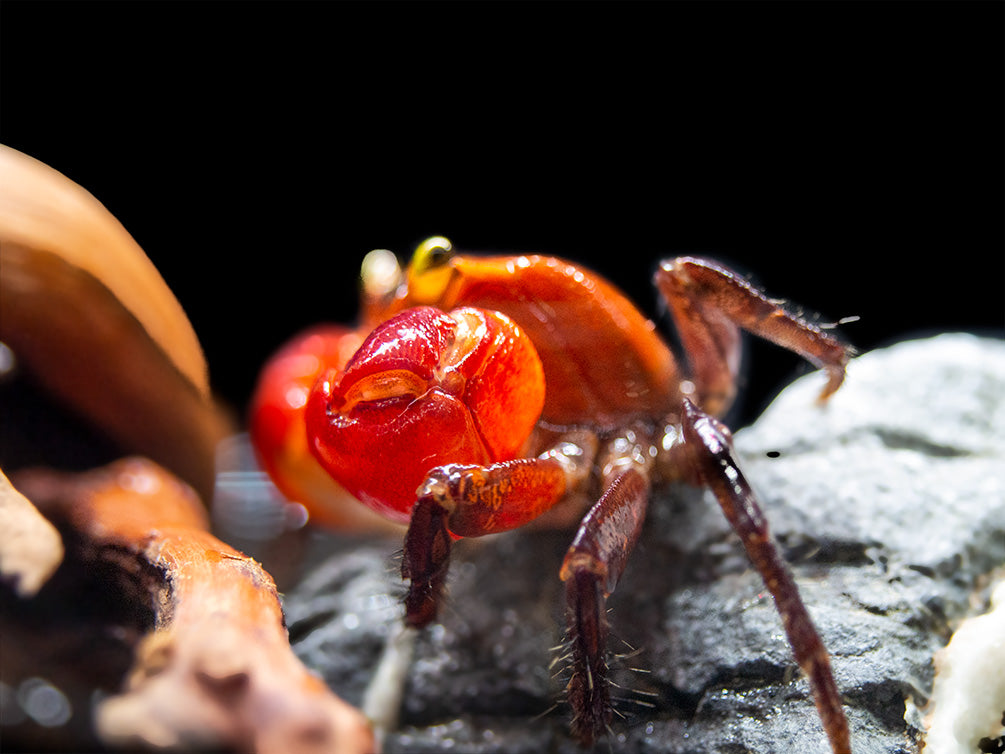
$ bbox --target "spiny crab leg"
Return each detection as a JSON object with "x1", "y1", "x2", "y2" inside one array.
[
  {"x1": 680, "y1": 399, "x2": 851, "y2": 754},
  {"x1": 402, "y1": 431, "x2": 599, "y2": 629},
  {"x1": 559, "y1": 474, "x2": 652, "y2": 742},
  {"x1": 656, "y1": 257, "x2": 850, "y2": 416}
]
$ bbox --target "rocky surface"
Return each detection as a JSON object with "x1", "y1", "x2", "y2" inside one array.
[{"x1": 284, "y1": 333, "x2": 1005, "y2": 754}]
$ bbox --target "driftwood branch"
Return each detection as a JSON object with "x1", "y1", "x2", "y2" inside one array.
[{"x1": 15, "y1": 458, "x2": 375, "y2": 754}]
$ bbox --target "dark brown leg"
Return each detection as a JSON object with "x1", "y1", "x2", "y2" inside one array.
[
  {"x1": 402, "y1": 431, "x2": 599, "y2": 628},
  {"x1": 655, "y1": 257, "x2": 850, "y2": 417},
  {"x1": 559, "y1": 460, "x2": 651, "y2": 746},
  {"x1": 680, "y1": 398, "x2": 851, "y2": 754},
  {"x1": 401, "y1": 495, "x2": 452, "y2": 628}
]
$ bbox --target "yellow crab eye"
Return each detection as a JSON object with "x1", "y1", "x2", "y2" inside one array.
[
  {"x1": 407, "y1": 236, "x2": 456, "y2": 304},
  {"x1": 411, "y1": 236, "x2": 454, "y2": 273}
]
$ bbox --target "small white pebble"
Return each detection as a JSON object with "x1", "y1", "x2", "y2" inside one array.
[{"x1": 925, "y1": 579, "x2": 1005, "y2": 754}]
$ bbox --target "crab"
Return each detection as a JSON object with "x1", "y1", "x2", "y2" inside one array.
[{"x1": 252, "y1": 237, "x2": 853, "y2": 753}]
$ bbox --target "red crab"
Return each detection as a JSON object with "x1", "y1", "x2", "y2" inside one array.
[{"x1": 252, "y1": 237, "x2": 852, "y2": 752}]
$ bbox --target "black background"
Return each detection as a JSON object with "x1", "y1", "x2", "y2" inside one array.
[{"x1": 3, "y1": 1, "x2": 1002, "y2": 428}]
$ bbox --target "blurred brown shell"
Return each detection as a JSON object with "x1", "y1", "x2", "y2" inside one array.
[{"x1": 0, "y1": 145, "x2": 229, "y2": 500}]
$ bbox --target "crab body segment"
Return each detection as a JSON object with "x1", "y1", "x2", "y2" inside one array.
[{"x1": 389, "y1": 252, "x2": 682, "y2": 429}]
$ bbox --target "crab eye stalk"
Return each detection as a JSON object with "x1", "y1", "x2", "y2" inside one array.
[
  {"x1": 360, "y1": 248, "x2": 403, "y2": 304},
  {"x1": 306, "y1": 305, "x2": 545, "y2": 523},
  {"x1": 406, "y1": 236, "x2": 456, "y2": 304},
  {"x1": 411, "y1": 236, "x2": 454, "y2": 271}
]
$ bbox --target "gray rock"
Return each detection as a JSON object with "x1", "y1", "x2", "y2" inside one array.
[{"x1": 284, "y1": 333, "x2": 1005, "y2": 753}]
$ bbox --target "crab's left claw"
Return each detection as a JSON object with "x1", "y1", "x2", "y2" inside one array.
[{"x1": 305, "y1": 305, "x2": 545, "y2": 524}]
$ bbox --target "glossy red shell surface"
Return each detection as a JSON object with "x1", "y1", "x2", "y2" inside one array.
[
  {"x1": 395, "y1": 255, "x2": 680, "y2": 430},
  {"x1": 306, "y1": 306, "x2": 544, "y2": 521}
]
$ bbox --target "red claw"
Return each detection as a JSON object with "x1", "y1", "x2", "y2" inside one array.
[{"x1": 306, "y1": 306, "x2": 545, "y2": 523}]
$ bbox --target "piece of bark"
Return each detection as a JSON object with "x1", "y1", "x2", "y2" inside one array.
[
  {"x1": 0, "y1": 145, "x2": 230, "y2": 500},
  {"x1": 0, "y1": 467, "x2": 63, "y2": 596},
  {"x1": 13, "y1": 457, "x2": 375, "y2": 754}
]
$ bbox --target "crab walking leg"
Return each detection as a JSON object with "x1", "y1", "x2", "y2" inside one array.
[
  {"x1": 558, "y1": 465, "x2": 651, "y2": 746},
  {"x1": 655, "y1": 257, "x2": 850, "y2": 416},
  {"x1": 402, "y1": 431, "x2": 599, "y2": 628},
  {"x1": 401, "y1": 496, "x2": 453, "y2": 628},
  {"x1": 680, "y1": 399, "x2": 852, "y2": 754}
]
